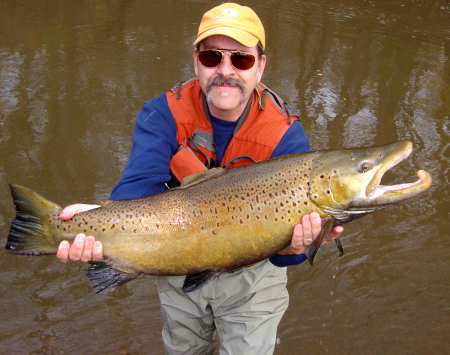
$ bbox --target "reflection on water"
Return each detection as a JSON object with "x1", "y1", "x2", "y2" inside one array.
[{"x1": 0, "y1": 0, "x2": 449, "y2": 354}]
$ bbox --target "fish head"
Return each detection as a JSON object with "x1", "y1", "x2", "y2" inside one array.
[{"x1": 309, "y1": 140, "x2": 432, "y2": 223}]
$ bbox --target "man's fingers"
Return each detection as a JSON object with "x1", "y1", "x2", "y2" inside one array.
[
  {"x1": 67, "y1": 234, "x2": 86, "y2": 261},
  {"x1": 56, "y1": 241, "x2": 70, "y2": 263},
  {"x1": 300, "y1": 213, "x2": 312, "y2": 244},
  {"x1": 309, "y1": 212, "x2": 322, "y2": 240},
  {"x1": 92, "y1": 241, "x2": 103, "y2": 260},
  {"x1": 301, "y1": 212, "x2": 321, "y2": 245},
  {"x1": 325, "y1": 226, "x2": 344, "y2": 243},
  {"x1": 59, "y1": 204, "x2": 101, "y2": 220},
  {"x1": 59, "y1": 205, "x2": 82, "y2": 220},
  {"x1": 80, "y1": 235, "x2": 95, "y2": 262}
]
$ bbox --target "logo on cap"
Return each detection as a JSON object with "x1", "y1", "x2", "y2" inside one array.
[{"x1": 215, "y1": 8, "x2": 239, "y2": 19}]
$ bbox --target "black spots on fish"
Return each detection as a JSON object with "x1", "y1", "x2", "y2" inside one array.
[
  {"x1": 293, "y1": 202, "x2": 297, "y2": 207},
  {"x1": 304, "y1": 201, "x2": 308, "y2": 206},
  {"x1": 156, "y1": 223, "x2": 160, "y2": 229},
  {"x1": 280, "y1": 202, "x2": 285, "y2": 207},
  {"x1": 216, "y1": 222, "x2": 220, "y2": 228},
  {"x1": 240, "y1": 219, "x2": 244, "y2": 224},
  {"x1": 275, "y1": 207, "x2": 279, "y2": 213},
  {"x1": 264, "y1": 215, "x2": 268, "y2": 220},
  {"x1": 121, "y1": 226, "x2": 126, "y2": 231},
  {"x1": 102, "y1": 228, "x2": 106, "y2": 232},
  {"x1": 255, "y1": 195, "x2": 259, "y2": 203},
  {"x1": 320, "y1": 175, "x2": 325, "y2": 179},
  {"x1": 327, "y1": 190, "x2": 331, "y2": 194},
  {"x1": 246, "y1": 214, "x2": 250, "y2": 219}
]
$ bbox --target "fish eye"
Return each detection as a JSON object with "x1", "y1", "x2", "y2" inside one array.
[{"x1": 360, "y1": 162, "x2": 373, "y2": 173}]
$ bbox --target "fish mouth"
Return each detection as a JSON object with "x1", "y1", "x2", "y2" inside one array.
[{"x1": 365, "y1": 142, "x2": 432, "y2": 200}]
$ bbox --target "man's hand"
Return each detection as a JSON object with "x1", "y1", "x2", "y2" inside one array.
[
  {"x1": 56, "y1": 204, "x2": 104, "y2": 263},
  {"x1": 278, "y1": 212, "x2": 344, "y2": 255}
]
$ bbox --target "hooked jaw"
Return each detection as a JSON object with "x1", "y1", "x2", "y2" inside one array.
[
  {"x1": 363, "y1": 141, "x2": 432, "y2": 203},
  {"x1": 368, "y1": 170, "x2": 431, "y2": 200}
]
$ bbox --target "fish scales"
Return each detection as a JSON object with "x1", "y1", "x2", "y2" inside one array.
[
  {"x1": 5, "y1": 141, "x2": 432, "y2": 293},
  {"x1": 75, "y1": 153, "x2": 322, "y2": 274}
]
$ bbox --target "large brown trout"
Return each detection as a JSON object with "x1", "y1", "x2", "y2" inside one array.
[{"x1": 6, "y1": 141, "x2": 431, "y2": 294}]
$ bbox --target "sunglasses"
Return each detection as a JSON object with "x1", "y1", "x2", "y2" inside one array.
[{"x1": 197, "y1": 49, "x2": 259, "y2": 71}]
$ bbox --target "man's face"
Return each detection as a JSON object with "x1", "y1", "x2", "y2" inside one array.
[{"x1": 194, "y1": 35, "x2": 266, "y2": 121}]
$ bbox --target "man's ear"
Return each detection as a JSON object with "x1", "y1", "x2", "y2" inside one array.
[
  {"x1": 257, "y1": 54, "x2": 266, "y2": 83},
  {"x1": 193, "y1": 48, "x2": 199, "y2": 77}
]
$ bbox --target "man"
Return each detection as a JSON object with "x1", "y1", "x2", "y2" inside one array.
[{"x1": 57, "y1": 3, "x2": 343, "y2": 354}]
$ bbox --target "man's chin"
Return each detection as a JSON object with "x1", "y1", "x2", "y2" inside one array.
[
  {"x1": 209, "y1": 99, "x2": 243, "y2": 112},
  {"x1": 207, "y1": 89, "x2": 245, "y2": 108}
]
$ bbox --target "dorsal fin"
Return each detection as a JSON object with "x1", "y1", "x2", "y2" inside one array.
[{"x1": 179, "y1": 168, "x2": 226, "y2": 188}]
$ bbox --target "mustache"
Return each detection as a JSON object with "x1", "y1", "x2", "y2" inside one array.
[{"x1": 206, "y1": 76, "x2": 246, "y2": 93}]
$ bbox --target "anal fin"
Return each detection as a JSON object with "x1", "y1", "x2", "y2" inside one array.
[
  {"x1": 182, "y1": 270, "x2": 222, "y2": 293},
  {"x1": 85, "y1": 261, "x2": 140, "y2": 295}
]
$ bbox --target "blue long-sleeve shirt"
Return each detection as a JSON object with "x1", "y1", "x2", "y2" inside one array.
[{"x1": 110, "y1": 91, "x2": 310, "y2": 266}]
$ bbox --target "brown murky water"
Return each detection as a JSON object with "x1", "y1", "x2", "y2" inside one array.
[{"x1": 1, "y1": 0, "x2": 449, "y2": 354}]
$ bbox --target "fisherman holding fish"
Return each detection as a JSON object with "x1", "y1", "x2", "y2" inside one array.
[{"x1": 57, "y1": 3, "x2": 343, "y2": 354}]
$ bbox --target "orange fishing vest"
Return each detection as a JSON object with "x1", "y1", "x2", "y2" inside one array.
[{"x1": 166, "y1": 78, "x2": 299, "y2": 184}]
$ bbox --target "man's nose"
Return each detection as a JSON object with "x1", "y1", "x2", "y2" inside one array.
[{"x1": 216, "y1": 52, "x2": 235, "y2": 76}]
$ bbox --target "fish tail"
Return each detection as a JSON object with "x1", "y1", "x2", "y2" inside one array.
[{"x1": 6, "y1": 184, "x2": 62, "y2": 255}]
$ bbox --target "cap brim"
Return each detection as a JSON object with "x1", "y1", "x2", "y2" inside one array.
[{"x1": 193, "y1": 27, "x2": 260, "y2": 48}]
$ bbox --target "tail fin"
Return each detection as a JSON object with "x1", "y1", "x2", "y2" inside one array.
[{"x1": 6, "y1": 184, "x2": 62, "y2": 255}]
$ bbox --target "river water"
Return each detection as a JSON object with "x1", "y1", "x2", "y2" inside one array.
[{"x1": 0, "y1": 0, "x2": 449, "y2": 354}]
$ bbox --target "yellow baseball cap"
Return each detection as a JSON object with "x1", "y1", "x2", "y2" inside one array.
[{"x1": 194, "y1": 3, "x2": 265, "y2": 49}]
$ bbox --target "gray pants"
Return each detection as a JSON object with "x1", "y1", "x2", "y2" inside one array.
[{"x1": 156, "y1": 259, "x2": 289, "y2": 355}]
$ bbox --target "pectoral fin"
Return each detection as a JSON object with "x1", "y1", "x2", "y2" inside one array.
[
  {"x1": 182, "y1": 270, "x2": 222, "y2": 293},
  {"x1": 85, "y1": 261, "x2": 140, "y2": 295},
  {"x1": 304, "y1": 217, "x2": 336, "y2": 265}
]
